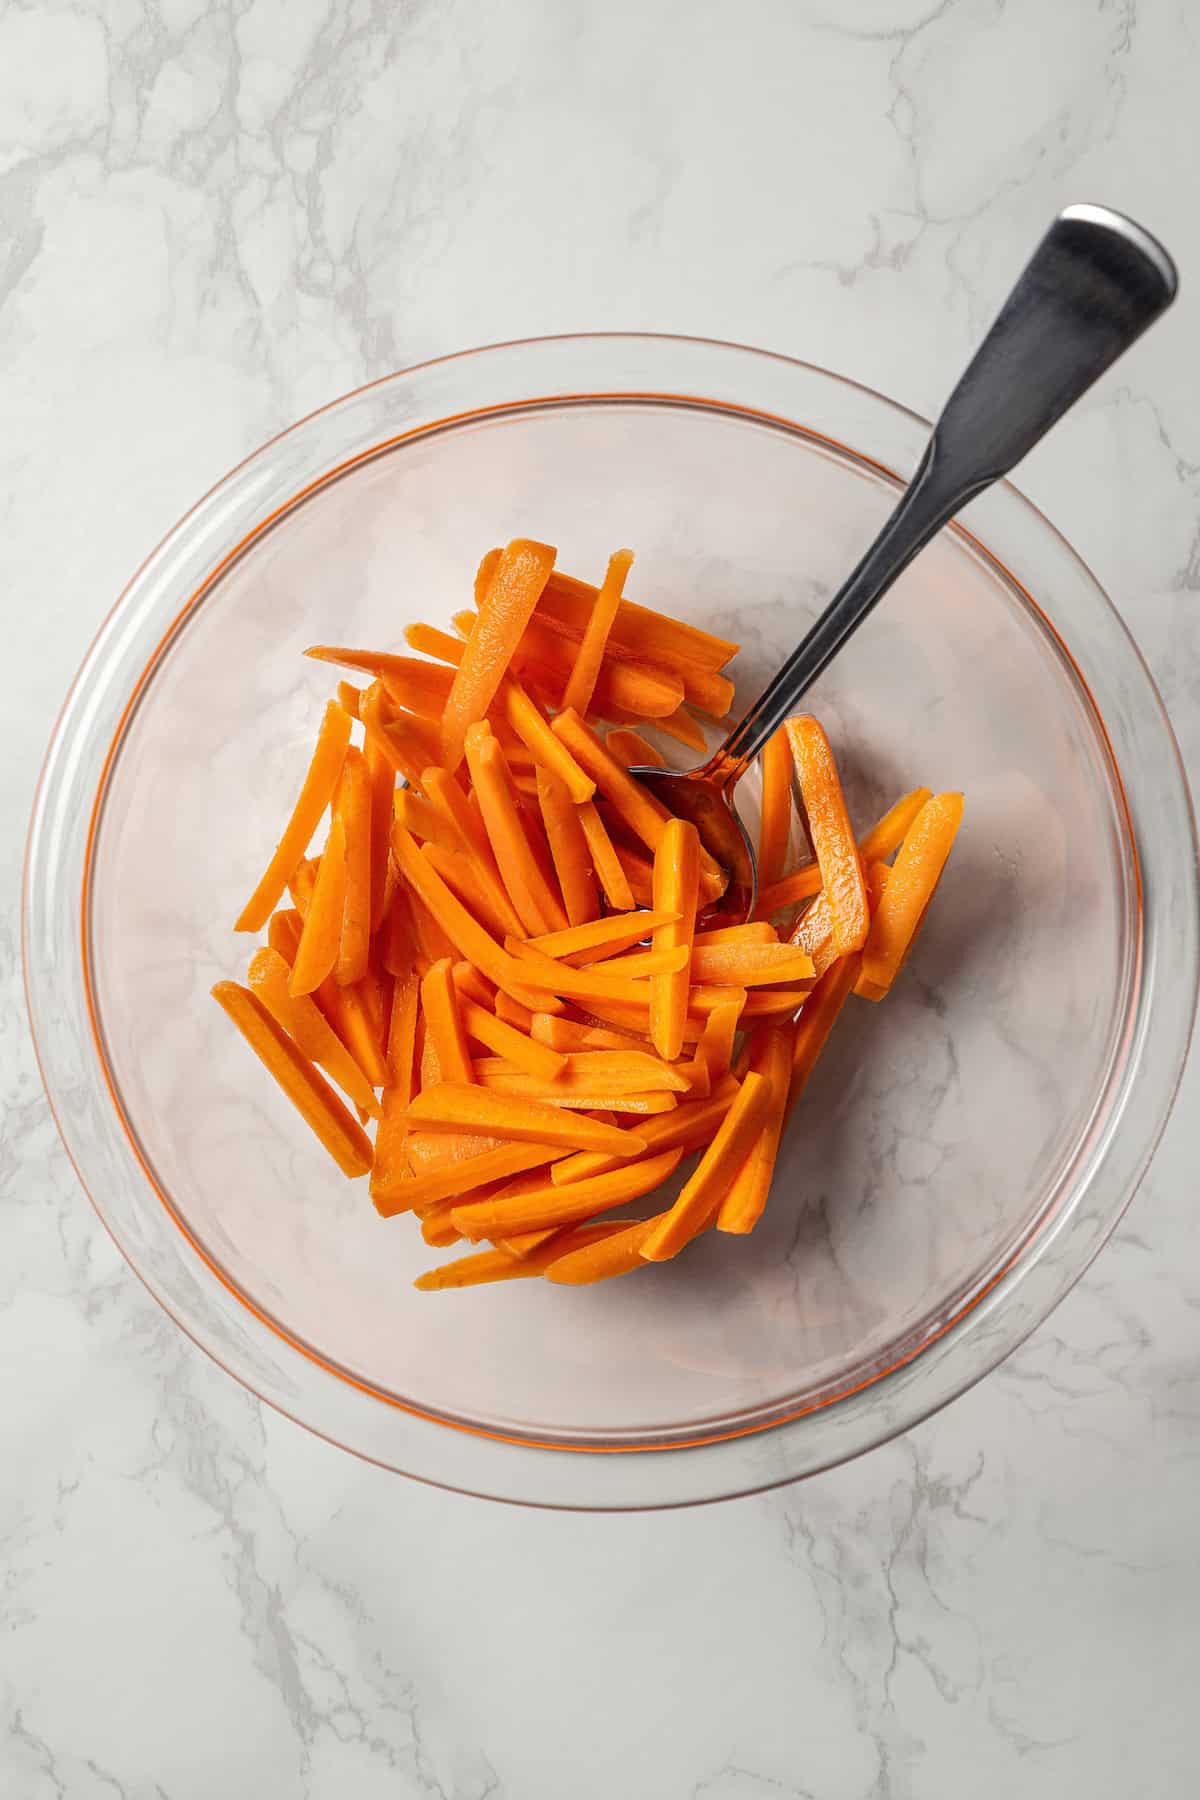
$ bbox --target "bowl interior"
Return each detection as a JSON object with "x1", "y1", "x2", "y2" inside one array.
[{"x1": 87, "y1": 398, "x2": 1133, "y2": 1444}]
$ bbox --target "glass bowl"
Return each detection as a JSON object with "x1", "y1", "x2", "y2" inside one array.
[{"x1": 24, "y1": 335, "x2": 1198, "y2": 1509}]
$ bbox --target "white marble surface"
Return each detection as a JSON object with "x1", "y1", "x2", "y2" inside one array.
[{"x1": 3, "y1": 0, "x2": 1199, "y2": 1793}]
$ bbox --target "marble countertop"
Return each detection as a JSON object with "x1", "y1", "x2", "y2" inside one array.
[{"x1": 4, "y1": 1, "x2": 1199, "y2": 1794}]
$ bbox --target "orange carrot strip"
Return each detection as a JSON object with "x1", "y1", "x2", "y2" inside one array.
[
  {"x1": 332, "y1": 979, "x2": 389, "y2": 1087},
  {"x1": 372, "y1": 1139, "x2": 565, "y2": 1216},
  {"x1": 418, "y1": 842, "x2": 522, "y2": 943},
  {"x1": 549, "y1": 1083, "x2": 738, "y2": 1187},
  {"x1": 442, "y1": 539, "x2": 556, "y2": 768},
  {"x1": 494, "y1": 990, "x2": 536, "y2": 1031},
  {"x1": 460, "y1": 1000, "x2": 567, "y2": 1082},
  {"x1": 644, "y1": 706, "x2": 709, "y2": 753},
  {"x1": 212, "y1": 981, "x2": 373, "y2": 1177},
  {"x1": 788, "y1": 954, "x2": 860, "y2": 1115},
  {"x1": 561, "y1": 549, "x2": 635, "y2": 715},
  {"x1": 415, "y1": 1220, "x2": 630, "y2": 1289},
  {"x1": 497, "y1": 677, "x2": 594, "y2": 803},
  {"x1": 553, "y1": 709, "x2": 725, "y2": 896},
  {"x1": 527, "y1": 910, "x2": 679, "y2": 963},
  {"x1": 268, "y1": 908, "x2": 303, "y2": 962},
  {"x1": 856, "y1": 793, "x2": 963, "y2": 999},
  {"x1": 357, "y1": 679, "x2": 434, "y2": 790},
  {"x1": 364, "y1": 739, "x2": 396, "y2": 932},
  {"x1": 450, "y1": 961, "x2": 496, "y2": 1009},
  {"x1": 404, "y1": 622, "x2": 467, "y2": 666},
  {"x1": 248, "y1": 948, "x2": 382, "y2": 1118},
  {"x1": 420, "y1": 959, "x2": 475, "y2": 1084},
  {"x1": 470, "y1": 1072, "x2": 678, "y2": 1114},
  {"x1": 332, "y1": 747, "x2": 371, "y2": 986},
  {"x1": 696, "y1": 993, "x2": 744, "y2": 1084},
  {"x1": 289, "y1": 817, "x2": 348, "y2": 997},
  {"x1": 453, "y1": 1147, "x2": 682, "y2": 1240},
  {"x1": 611, "y1": 842, "x2": 655, "y2": 908},
  {"x1": 543, "y1": 1217, "x2": 659, "y2": 1284},
  {"x1": 717, "y1": 1025, "x2": 792, "y2": 1233},
  {"x1": 338, "y1": 680, "x2": 364, "y2": 717},
  {"x1": 405, "y1": 1084, "x2": 646, "y2": 1155},
  {"x1": 393, "y1": 787, "x2": 460, "y2": 853},
  {"x1": 380, "y1": 886, "x2": 420, "y2": 977},
  {"x1": 689, "y1": 942, "x2": 815, "y2": 986},
  {"x1": 506, "y1": 938, "x2": 687, "y2": 1002},
  {"x1": 511, "y1": 614, "x2": 685, "y2": 718},
  {"x1": 530, "y1": 1014, "x2": 650, "y2": 1055},
  {"x1": 700, "y1": 987, "x2": 806, "y2": 1019},
  {"x1": 578, "y1": 994, "x2": 701, "y2": 1042},
  {"x1": 387, "y1": 970, "x2": 420, "y2": 1092},
  {"x1": 650, "y1": 817, "x2": 699, "y2": 1062},
  {"x1": 757, "y1": 725, "x2": 794, "y2": 889},
  {"x1": 757, "y1": 786, "x2": 934, "y2": 915},
  {"x1": 306, "y1": 644, "x2": 453, "y2": 706},
  {"x1": 475, "y1": 1049, "x2": 689, "y2": 1094},
  {"x1": 235, "y1": 700, "x2": 352, "y2": 932},
  {"x1": 389, "y1": 825, "x2": 551, "y2": 1009},
  {"x1": 534, "y1": 766, "x2": 599, "y2": 927},
  {"x1": 576, "y1": 801, "x2": 636, "y2": 911},
  {"x1": 537, "y1": 568, "x2": 739, "y2": 671},
  {"x1": 785, "y1": 717, "x2": 869, "y2": 957},
  {"x1": 640, "y1": 1072, "x2": 771, "y2": 1260},
  {"x1": 467, "y1": 730, "x2": 567, "y2": 935},
  {"x1": 606, "y1": 728, "x2": 666, "y2": 769},
  {"x1": 692, "y1": 923, "x2": 779, "y2": 947},
  {"x1": 787, "y1": 891, "x2": 838, "y2": 980},
  {"x1": 419, "y1": 772, "x2": 525, "y2": 939},
  {"x1": 408, "y1": 883, "x2": 458, "y2": 966}
]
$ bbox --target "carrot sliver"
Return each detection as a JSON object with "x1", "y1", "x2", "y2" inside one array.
[
  {"x1": 606, "y1": 728, "x2": 666, "y2": 770},
  {"x1": 576, "y1": 801, "x2": 636, "y2": 911},
  {"x1": 289, "y1": 816, "x2": 348, "y2": 997},
  {"x1": 530, "y1": 1014, "x2": 650, "y2": 1055},
  {"x1": 757, "y1": 726, "x2": 794, "y2": 889},
  {"x1": 470, "y1": 1072, "x2": 678, "y2": 1114},
  {"x1": 405, "y1": 1083, "x2": 646, "y2": 1155},
  {"x1": 408, "y1": 884, "x2": 458, "y2": 967},
  {"x1": 550, "y1": 1084, "x2": 739, "y2": 1184},
  {"x1": 212, "y1": 981, "x2": 372, "y2": 1177},
  {"x1": 477, "y1": 1049, "x2": 689, "y2": 1094},
  {"x1": 268, "y1": 908, "x2": 303, "y2": 963},
  {"x1": 537, "y1": 569, "x2": 739, "y2": 670},
  {"x1": 506, "y1": 937, "x2": 686, "y2": 1003},
  {"x1": 420, "y1": 959, "x2": 475, "y2": 1084},
  {"x1": 494, "y1": 990, "x2": 536, "y2": 1031},
  {"x1": 561, "y1": 548, "x2": 634, "y2": 716},
  {"x1": 329, "y1": 978, "x2": 389, "y2": 1088},
  {"x1": 498, "y1": 678, "x2": 594, "y2": 803},
  {"x1": 856, "y1": 792, "x2": 964, "y2": 998},
  {"x1": 337, "y1": 681, "x2": 363, "y2": 718},
  {"x1": 688, "y1": 942, "x2": 815, "y2": 987},
  {"x1": 442, "y1": 539, "x2": 557, "y2": 769},
  {"x1": 527, "y1": 910, "x2": 678, "y2": 962},
  {"x1": 534, "y1": 766, "x2": 599, "y2": 927},
  {"x1": 333, "y1": 747, "x2": 372, "y2": 986},
  {"x1": 757, "y1": 786, "x2": 935, "y2": 916},
  {"x1": 460, "y1": 999, "x2": 567, "y2": 1082},
  {"x1": 248, "y1": 948, "x2": 382, "y2": 1118},
  {"x1": 404, "y1": 622, "x2": 466, "y2": 666},
  {"x1": 364, "y1": 740, "x2": 396, "y2": 932},
  {"x1": 543, "y1": 1217, "x2": 659, "y2": 1284},
  {"x1": 650, "y1": 817, "x2": 700, "y2": 1062},
  {"x1": 393, "y1": 788, "x2": 460, "y2": 854},
  {"x1": 358, "y1": 680, "x2": 437, "y2": 791},
  {"x1": 787, "y1": 891, "x2": 838, "y2": 981},
  {"x1": 788, "y1": 953, "x2": 860, "y2": 1115},
  {"x1": 417, "y1": 842, "x2": 519, "y2": 943},
  {"x1": 785, "y1": 717, "x2": 869, "y2": 957},
  {"x1": 372, "y1": 1139, "x2": 565, "y2": 1216},
  {"x1": 646, "y1": 706, "x2": 709, "y2": 753},
  {"x1": 389, "y1": 826, "x2": 551, "y2": 1010},
  {"x1": 235, "y1": 700, "x2": 352, "y2": 932},
  {"x1": 416, "y1": 1220, "x2": 630, "y2": 1289},
  {"x1": 450, "y1": 961, "x2": 496, "y2": 1010},
  {"x1": 305, "y1": 645, "x2": 453, "y2": 708},
  {"x1": 467, "y1": 729, "x2": 566, "y2": 936},
  {"x1": 717, "y1": 1026, "x2": 792, "y2": 1234},
  {"x1": 696, "y1": 993, "x2": 744, "y2": 1084},
  {"x1": 640, "y1": 1071, "x2": 771, "y2": 1260},
  {"x1": 386, "y1": 970, "x2": 420, "y2": 1093},
  {"x1": 692, "y1": 923, "x2": 779, "y2": 948},
  {"x1": 453, "y1": 1146, "x2": 683, "y2": 1240}
]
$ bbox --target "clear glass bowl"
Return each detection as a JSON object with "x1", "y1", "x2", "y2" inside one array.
[{"x1": 24, "y1": 335, "x2": 1198, "y2": 1508}]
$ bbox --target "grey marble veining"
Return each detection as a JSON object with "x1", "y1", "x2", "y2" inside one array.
[{"x1": 3, "y1": 1, "x2": 1199, "y2": 1795}]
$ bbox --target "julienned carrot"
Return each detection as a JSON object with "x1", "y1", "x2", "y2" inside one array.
[
  {"x1": 534, "y1": 766, "x2": 599, "y2": 927},
  {"x1": 605, "y1": 728, "x2": 666, "y2": 770},
  {"x1": 543, "y1": 1217, "x2": 659, "y2": 1284},
  {"x1": 248, "y1": 947, "x2": 382, "y2": 1119},
  {"x1": 788, "y1": 953, "x2": 860, "y2": 1115},
  {"x1": 306, "y1": 645, "x2": 455, "y2": 715},
  {"x1": 494, "y1": 990, "x2": 536, "y2": 1031},
  {"x1": 387, "y1": 970, "x2": 420, "y2": 1092},
  {"x1": 466, "y1": 728, "x2": 567, "y2": 936},
  {"x1": 856, "y1": 792, "x2": 963, "y2": 999},
  {"x1": 717, "y1": 1026, "x2": 792, "y2": 1234},
  {"x1": 552, "y1": 710, "x2": 726, "y2": 899},
  {"x1": 337, "y1": 681, "x2": 363, "y2": 718},
  {"x1": 333, "y1": 746, "x2": 372, "y2": 986},
  {"x1": 392, "y1": 788, "x2": 459, "y2": 854},
  {"x1": 267, "y1": 908, "x2": 303, "y2": 963},
  {"x1": 419, "y1": 842, "x2": 521, "y2": 942},
  {"x1": 450, "y1": 961, "x2": 496, "y2": 1010},
  {"x1": 506, "y1": 938, "x2": 688, "y2": 1003},
  {"x1": 405, "y1": 1084, "x2": 647, "y2": 1156},
  {"x1": 787, "y1": 891, "x2": 838, "y2": 980},
  {"x1": 470, "y1": 1073, "x2": 678, "y2": 1114},
  {"x1": 289, "y1": 816, "x2": 348, "y2": 997},
  {"x1": 692, "y1": 923, "x2": 778, "y2": 948},
  {"x1": 442, "y1": 539, "x2": 557, "y2": 769},
  {"x1": 498, "y1": 677, "x2": 594, "y2": 803},
  {"x1": 561, "y1": 549, "x2": 635, "y2": 715},
  {"x1": 460, "y1": 999, "x2": 567, "y2": 1082},
  {"x1": 404, "y1": 622, "x2": 466, "y2": 666},
  {"x1": 785, "y1": 717, "x2": 869, "y2": 958},
  {"x1": 512, "y1": 615, "x2": 685, "y2": 719},
  {"x1": 373, "y1": 1139, "x2": 565, "y2": 1215},
  {"x1": 537, "y1": 568, "x2": 739, "y2": 674},
  {"x1": 236, "y1": 700, "x2": 352, "y2": 932},
  {"x1": 358, "y1": 680, "x2": 434, "y2": 791},
  {"x1": 550, "y1": 1083, "x2": 739, "y2": 1184},
  {"x1": 420, "y1": 959, "x2": 474, "y2": 1084},
  {"x1": 416, "y1": 1220, "x2": 632, "y2": 1290},
  {"x1": 527, "y1": 910, "x2": 679, "y2": 963},
  {"x1": 578, "y1": 994, "x2": 703, "y2": 1043},
  {"x1": 325, "y1": 977, "x2": 390, "y2": 1088},
  {"x1": 696, "y1": 993, "x2": 744, "y2": 1082},
  {"x1": 476, "y1": 1049, "x2": 690, "y2": 1094},
  {"x1": 364, "y1": 739, "x2": 395, "y2": 932},
  {"x1": 530, "y1": 1014, "x2": 650, "y2": 1055},
  {"x1": 650, "y1": 817, "x2": 700, "y2": 1062},
  {"x1": 408, "y1": 882, "x2": 458, "y2": 966},
  {"x1": 757, "y1": 726, "x2": 794, "y2": 889},
  {"x1": 213, "y1": 981, "x2": 373, "y2": 1177},
  {"x1": 756, "y1": 786, "x2": 935, "y2": 917},
  {"x1": 611, "y1": 842, "x2": 655, "y2": 908},
  {"x1": 389, "y1": 825, "x2": 552, "y2": 1011},
  {"x1": 688, "y1": 942, "x2": 815, "y2": 987},
  {"x1": 453, "y1": 1146, "x2": 684, "y2": 1240},
  {"x1": 640, "y1": 1072, "x2": 771, "y2": 1261},
  {"x1": 576, "y1": 801, "x2": 636, "y2": 911}
]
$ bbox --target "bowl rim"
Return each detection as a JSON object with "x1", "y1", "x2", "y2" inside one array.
[{"x1": 24, "y1": 330, "x2": 1200, "y2": 1507}]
